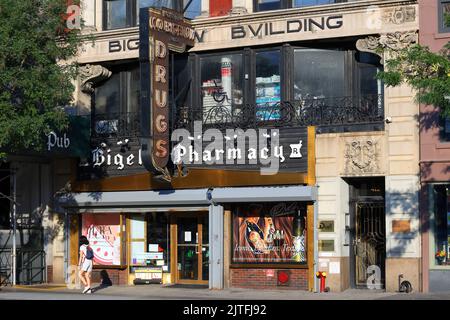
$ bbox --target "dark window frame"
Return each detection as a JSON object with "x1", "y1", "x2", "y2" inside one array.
[
  {"x1": 438, "y1": 0, "x2": 450, "y2": 34},
  {"x1": 103, "y1": 0, "x2": 196, "y2": 31},
  {"x1": 439, "y1": 114, "x2": 450, "y2": 142},
  {"x1": 189, "y1": 44, "x2": 383, "y2": 130},
  {"x1": 103, "y1": 0, "x2": 135, "y2": 31}
]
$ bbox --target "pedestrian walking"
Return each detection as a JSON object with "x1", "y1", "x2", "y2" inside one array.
[{"x1": 78, "y1": 235, "x2": 94, "y2": 294}]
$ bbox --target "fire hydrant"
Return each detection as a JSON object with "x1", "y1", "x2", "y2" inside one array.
[{"x1": 316, "y1": 271, "x2": 328, "y2": 293}]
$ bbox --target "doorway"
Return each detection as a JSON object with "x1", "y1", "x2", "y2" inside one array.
[
  {"x1": 172, "y1": 212, "x2": 209, "y2": 285},
  {"x1": 346, "y1": 178, "x2": 386, "y2": 289}
]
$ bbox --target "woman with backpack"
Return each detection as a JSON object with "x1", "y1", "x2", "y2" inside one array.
[{"x1": 78, "y1": 235, "x2": 94, "y2": 294}]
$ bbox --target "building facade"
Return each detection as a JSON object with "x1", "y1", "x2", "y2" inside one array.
[
  {"x1": 30, "y1": 0, "x2": 425, "y2": 293},
  {"x1": 418, "y1": 0, "x2": 450, "y2": 293}
]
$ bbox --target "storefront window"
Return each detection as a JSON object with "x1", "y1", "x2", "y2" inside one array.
[
  {"x1": 82, "y1": 213, "x2": 123, "y2": 266},
  {"x1": 200, "y1": 54, "x2": 244, "y2": 123},
  {"x1": 256, "y1": 50, "x2": 281, "y2": 121},
  {"x1": 232, "y1": 203, "x2": 307, "y2": 264},
  {"x1": 293, "y1": 48, "x2": 345, "y2": 100},
  {"x1": 129, "y1": 213, "x2": 170, "y2": 271},
  {"x1": 433, "y1": 185, "x2": 450, "y2": 266}
]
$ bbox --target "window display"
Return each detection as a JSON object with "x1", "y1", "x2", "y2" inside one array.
[
  {"x1": 200, "y1": 54, "x2": 244, "y2": 123},
  {"x1": 129, "y1": 213, "x2": 170, "y2": 271},
  {"x1": 433, "y1": 185, "x2": 450, "y2": 266},
  {"x1": 81, "y1": 213, "x2": 122, "y2": 266},
  {"x1": 256, "y1": 50, "x2": 281, "y2": 121},
  {"x1": 232, "y1": 203, "x2": 307, "y2": 264}
]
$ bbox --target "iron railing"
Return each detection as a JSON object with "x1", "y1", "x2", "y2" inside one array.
[
  {"x1": 173, "y1": 94, "x2": 384, "y2": 130},
  {"x1": 92, "y1": 112, "x2": 140, "y2": 139}
]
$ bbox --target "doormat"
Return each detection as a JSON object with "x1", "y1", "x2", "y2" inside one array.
[{"x1": 164, "y1": 284, "x2": 208, "y2": 289}]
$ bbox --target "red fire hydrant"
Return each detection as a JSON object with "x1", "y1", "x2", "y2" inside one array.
[{"x1": 316, "y1": 271, "x2": 327, "y2": 293}]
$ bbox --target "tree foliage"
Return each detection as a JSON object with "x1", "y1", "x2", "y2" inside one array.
[
  {"x1": 0, "y1": 0, "x2": 84, "y2": 158},
  {"x1": 377, "y1": 16, "x2": 450, "y2": 117}
]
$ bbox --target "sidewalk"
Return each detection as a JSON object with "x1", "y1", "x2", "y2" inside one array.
[{"x1": 1, "y1": 284, "x2": 450, "y2": 300}]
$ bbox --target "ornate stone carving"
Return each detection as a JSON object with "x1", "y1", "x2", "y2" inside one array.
[
  {"x1": 230, "y1": 7, "x2": 248, "y2": 15},
  {"x1": 383, "y1": 6, "x2": 416, "y2": 25},
  {"x1": 356, "y1": 31, "x2": 418, "y2": 63},
  {"x1": 79, "y1": 64, "x2": 112, "y2": 94},
  {"x1": 344, "y1": 139, "x2": 380, "y2": 175}
]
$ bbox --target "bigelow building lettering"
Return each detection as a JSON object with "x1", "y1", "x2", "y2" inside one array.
[{"x1": 231, "y1": 15, "x2": 344, "y2": 39}]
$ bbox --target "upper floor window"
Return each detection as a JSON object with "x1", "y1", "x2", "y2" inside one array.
[
  {"x1": 438, "y1": 0, "x2": 450, "y2": 33},
  {"x1": 104, "y1": 0, "x2": 201, "y2": 30},
  {"x1": 94, "y1": 65, "x2": 140, "y2": 135},
  {"x1": 440, "y1": 116, "x2": 450, "y2": 141},
  {"x1": 293, "y1": 0, "x2": 346, "y2": 8},
  {"x1": 254, "y1": 0, "x2": 347, "y2": 12}
]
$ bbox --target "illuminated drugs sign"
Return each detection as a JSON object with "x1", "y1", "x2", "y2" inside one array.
[{"x1": 139, "y1": 7, "x2": 195, "y2": 182}]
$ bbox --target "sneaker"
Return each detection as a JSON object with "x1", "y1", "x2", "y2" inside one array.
[
  {"x1": 85, "y1": 288, "x2": 93, "y2": 294},
  {"x1": 82, "y1": 287, "x2": 91, "y2": 294}
]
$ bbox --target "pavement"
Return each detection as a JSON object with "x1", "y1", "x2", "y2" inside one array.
[{"x1": 1, "y1": 284, "x2": 450, "y2": 300}]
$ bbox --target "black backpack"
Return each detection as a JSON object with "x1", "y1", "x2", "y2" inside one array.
[{"x1": 85, "y1": 245, "x2": 94, "y2": 260}]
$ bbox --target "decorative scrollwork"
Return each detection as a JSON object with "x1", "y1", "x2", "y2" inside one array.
[{"x1": 174, "y1": 94, "x2": 384, "y2": 131}]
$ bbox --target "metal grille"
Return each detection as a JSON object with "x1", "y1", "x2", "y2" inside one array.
[
  {"x1": 354, "y1": 201, "x2": 386, "y2": 288},
  {"x1": 0, "y1": 249, "x2": 46, "y2": 286}
]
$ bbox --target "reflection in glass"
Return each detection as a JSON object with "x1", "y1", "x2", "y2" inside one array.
[
  {"x1": 200, "y1": 54, "x2": 244, "y2": 123},
  {"x1": 177, "y1": 246, "x2": 199, "y2": 280},
  {"x1": 293, "y1": 49, "x2": 345, "y2": 100},
  {"x1": 232, "y1": 203, "x2": 307, "y2": 264},
  {"x1": 256, "y1": 0, "x2": 281, "y2": 11},
  {"x1": 256, "y1": 51, "x2": 281, "y2": 121},
  {"x1": 105, "y1": 0, "x2": 128, "y2": 30},
  {"x1": 95, "y1": 73, "x2": 120, "y2": 115},
  {"x1": 433, "y1": 185, "x2": 450, "y2": 266}
]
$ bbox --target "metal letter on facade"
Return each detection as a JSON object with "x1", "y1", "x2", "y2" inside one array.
[{"x1": 139, "y1": 7, "x2": 195, "y2": 182}]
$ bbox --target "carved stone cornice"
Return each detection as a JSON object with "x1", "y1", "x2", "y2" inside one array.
[
  {"x1": 356, "y1": 31, "x2": 418, "y2": 63},
  {"x1": 79, "y1": 64, "x2": 112, "y2": 94}
]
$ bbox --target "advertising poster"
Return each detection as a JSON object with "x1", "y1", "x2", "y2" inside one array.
[
  {"x1": 232, "y1": 203, "x2": 307, "y2": 264},
  {"x1": 82, "y1": 213, "x2": 121, "y2": 266}
]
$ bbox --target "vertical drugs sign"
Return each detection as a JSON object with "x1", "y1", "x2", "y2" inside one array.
[{"x1": 139, "y1": 7, "x2": 195, "y2": 182}]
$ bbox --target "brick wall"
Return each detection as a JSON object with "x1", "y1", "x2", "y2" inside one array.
[
  {"x1": 91, "y1": 268, "x2": 128, "y2": 285},
  {"x1": 231, "y1": 268, "x2": 308, "y2": 290}
]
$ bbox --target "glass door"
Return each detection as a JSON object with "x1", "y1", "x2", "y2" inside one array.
[{"x1": 175, "y1": 213, "x2": 208, "y2": 284}]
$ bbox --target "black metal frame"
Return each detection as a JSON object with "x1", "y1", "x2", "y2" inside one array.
[
  {"x1": 347, "y1": 177, "x2": 386, "y2": 289},
  {"x1": 180, "y1": 45, "x2": 384, "y2": 132},
  {"x1": 103, "y1": 0, "x2": 189, "y2": 31},
  {"x1": 92, "y1": 63, "x2": 140, "y2": 139}
]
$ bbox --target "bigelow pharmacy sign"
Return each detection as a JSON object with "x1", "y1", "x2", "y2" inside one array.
[{"x1": 139, "y1": 7, "x2": 195, "y2": 182}]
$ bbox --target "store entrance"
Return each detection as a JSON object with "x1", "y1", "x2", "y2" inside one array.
[
  {"x1": 346, "y1": 177, "x2": 386, "y2": 290},
  {"x1": 173, "y1": 212, "x2": 209, "y2": 285}
]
